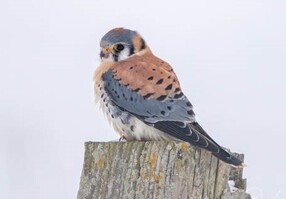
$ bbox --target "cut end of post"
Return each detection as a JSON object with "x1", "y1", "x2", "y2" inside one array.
[{"x1": 77, "y1": 141, "x2": 251, "y2": 199}]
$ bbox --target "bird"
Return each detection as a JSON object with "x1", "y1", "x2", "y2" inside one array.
[{"x1": 94, "y1": 27, "x2": 243, "y2": 167}]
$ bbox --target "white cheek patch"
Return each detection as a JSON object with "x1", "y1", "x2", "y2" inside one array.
[{"x1": 118, "y1": 48, "x2": 131, "y2": 61}]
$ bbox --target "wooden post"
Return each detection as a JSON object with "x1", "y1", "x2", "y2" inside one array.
[{"x1": 77, "y1": 141, "x2": 251, "y2": 199}]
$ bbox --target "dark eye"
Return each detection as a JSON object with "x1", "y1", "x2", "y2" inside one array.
[{"x1": 114, "y1": 44, "x2": 125, "y2": 51}]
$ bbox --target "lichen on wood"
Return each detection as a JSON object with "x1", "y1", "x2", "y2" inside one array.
[{"x1": 77, "y1": 141, "x2": 251, "y2": 199}]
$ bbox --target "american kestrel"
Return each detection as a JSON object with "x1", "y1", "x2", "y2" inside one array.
[{"x1": 94, "y1": 28, "x2": 243, "y2": 166}]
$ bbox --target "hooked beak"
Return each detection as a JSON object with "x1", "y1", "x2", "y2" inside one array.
[{"x1": 100, "y1": 48, "x2": 111, "y2": 59}]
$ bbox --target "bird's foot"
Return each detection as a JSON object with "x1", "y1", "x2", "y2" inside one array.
[{"x1": 119, "y1": 136, "x2": 127, "y2": 142}]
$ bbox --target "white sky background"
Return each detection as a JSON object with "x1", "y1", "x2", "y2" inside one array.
[{"x1": 0, "y1": 0, "x2": 286, "y2": 198}]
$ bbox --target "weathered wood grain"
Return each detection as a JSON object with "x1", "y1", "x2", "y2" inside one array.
[{"x1": 77, "y1": 141, "x2": 251, "y2": 199}]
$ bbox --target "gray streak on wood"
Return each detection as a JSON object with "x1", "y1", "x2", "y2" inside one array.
[{"x1": 77, "y1": 141, "x2": 251, "y2": 199}]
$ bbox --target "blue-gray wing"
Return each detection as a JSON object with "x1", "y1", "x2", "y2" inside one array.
[
  {"x1": 102, "y1": 70, "x2": 243, "y2": 166},
  {"x1": 102, "y1": 70, "x2": 195, "y2": 123}
]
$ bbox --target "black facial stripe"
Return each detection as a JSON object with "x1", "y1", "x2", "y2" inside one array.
[
  {"x1": 129, "y1": 44, "x2": 135, "y2": 56},
  {"x1": 140, "y1": 38, "x2": 146, "y2": 50},
  {"x1": 113, "y1": 54, "x2": 119, "y2": 62}
]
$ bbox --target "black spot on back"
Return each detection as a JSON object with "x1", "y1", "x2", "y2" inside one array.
[
  {"x1": 133, "y1": 88, "x2": 141, "y2": 92},
  {"x1": 174, "y1": 92, "x2": 184, "y2": 99},
  {"x1": 186, "y1": 101, "x2": 192, "y2": 107},
  {"x1": 157, "y1": 95, "x2": 167, "y2": 101},
  {"x1": 147, "y1": 76, "x2": 154, "y2": 80},
  {"x1": 174, "y1": 87, "x2": 181, "y2": 93},
  {"x1": 156, "y1": 79, "x2": 164, "y2": 84},
  {"x1": 161, "y1": 111, "x2": 166, "y2": 115},
  {"x1": 165, "y1": 83, "x2": 173, "y2": 90},
  {"x1": 167, "y1": 106, "x2": 172, "y2": 110},
  {"x1": 143, "y1": 93, "x2": 154, "y2": 99}
]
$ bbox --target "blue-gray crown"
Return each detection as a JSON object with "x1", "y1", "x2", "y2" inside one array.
[{"x1": 100, "y1": 28, "x2": 137, "y2": 47}]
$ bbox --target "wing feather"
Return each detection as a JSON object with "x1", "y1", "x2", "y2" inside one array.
[
  {"x1": 102, "y1": 70, "x2": 194, "y2": 123},
  {"x1": 101, "y1": 60, "x2": 243, "y2": 166}
]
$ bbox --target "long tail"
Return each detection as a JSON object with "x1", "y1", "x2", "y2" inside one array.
[
  {"x1": 189, "y1": 122, "x2": 243, "y2": 167},
  {"x1": 152, "y1": 120, "x2": 244, "y2": 167}
]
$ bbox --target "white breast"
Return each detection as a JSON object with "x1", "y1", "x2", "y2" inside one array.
[{"x1": 94, "y1": 81, "x2": 173, "y2": 141}]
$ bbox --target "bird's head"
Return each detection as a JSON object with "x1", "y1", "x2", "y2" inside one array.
[{"x1": 99, "y1": 28, "x2": 147, "y2": 63}]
